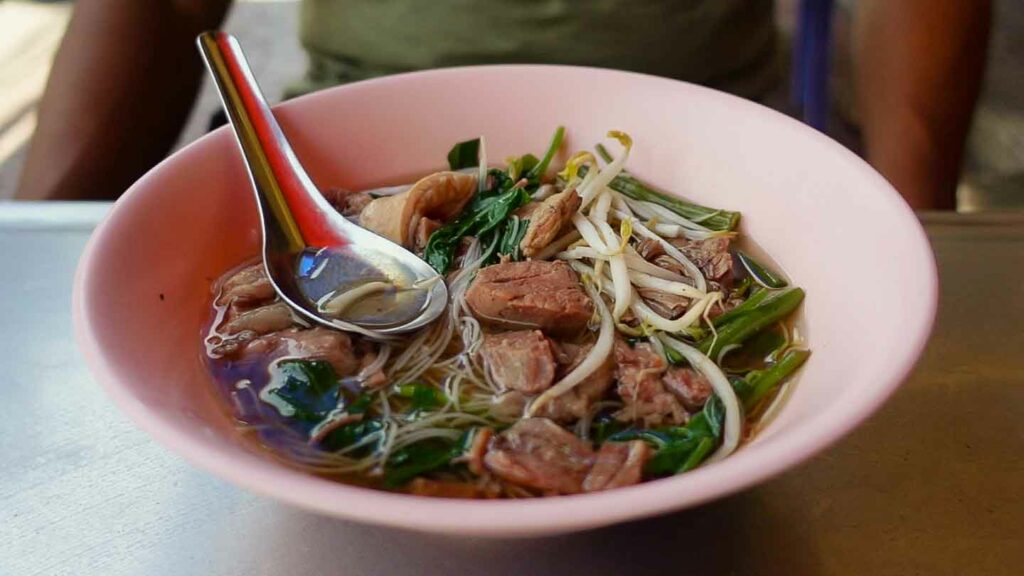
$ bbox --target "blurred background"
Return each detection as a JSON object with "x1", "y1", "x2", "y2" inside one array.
[{"x1": 0, "y1": 0, "x2": 1020, "y2": 210}]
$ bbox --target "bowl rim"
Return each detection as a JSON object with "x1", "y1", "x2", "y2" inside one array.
[{"x1": 72, "y1": 63, "x2": 938, "y2": 537}]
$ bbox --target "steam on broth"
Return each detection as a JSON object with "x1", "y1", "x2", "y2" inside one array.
[{"x1": 203, "y1": 127, "x2": 810, "y2": 498}]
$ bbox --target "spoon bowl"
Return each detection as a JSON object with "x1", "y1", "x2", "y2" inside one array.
[{"x1": 197, "y1": 32, "x2": 446, "y2": 337}]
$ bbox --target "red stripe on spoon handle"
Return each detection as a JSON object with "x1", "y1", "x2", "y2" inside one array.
[{"x1": 199, "y1": 31, "x2": 346, "y2": 250}]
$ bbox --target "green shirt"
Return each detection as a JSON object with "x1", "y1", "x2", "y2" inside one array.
[{"x1": 291, "y1": 0, "x2": 779, "y2": 100}]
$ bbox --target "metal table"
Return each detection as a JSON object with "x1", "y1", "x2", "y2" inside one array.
[{"x1": 2, "y1": 202, "x2": 1022, "y2": 576}]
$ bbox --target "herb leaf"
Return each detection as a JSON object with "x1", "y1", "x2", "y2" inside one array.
[
  {"x1": 320, "y1": 417, "x2": 384, "y2": 452},
  {"x1": 423, "y1": 172, "x2": 531, "y2": 273},
  {"x1": 447, "y1": 138, "x2": 480, "y2": 170},
  {"x1": 383, "y1": 438, "x2": 461, "y2": 488},
  {"x1": 398, "y1": 383, "x2": 447, "y2": 411},
  {"x1": 263, "y1": 360, "x2": 341, "y2": 422}
]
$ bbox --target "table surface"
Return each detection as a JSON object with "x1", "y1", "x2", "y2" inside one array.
[{"x1": 1, "y1": 202, "x2": 1022, "y2": 576}]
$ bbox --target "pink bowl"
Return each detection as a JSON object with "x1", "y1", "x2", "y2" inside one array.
[{"x1": 73, "y1": 65, "x2": 937, "y2": 537}]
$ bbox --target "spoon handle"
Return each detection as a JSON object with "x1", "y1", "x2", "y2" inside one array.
[{"x1": 197, "y1": 31, "x2": 347, "y2": 252}]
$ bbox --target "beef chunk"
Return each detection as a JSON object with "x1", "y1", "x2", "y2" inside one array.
[
  {"x1": 613, "y1": 339, "x2": 686, "y2": 426},
  {"x1": 534, "y1": 341, "x2": 615, "y2": 423},
  {"x1": 519, "y1": 188, "x2": 581, "y2": 257},
  {"x1": 216, "y1": 262, "x2": 276, "y2": 308},
  {"x1": 480, "y1": 330, "x2": 557, "y2": 395},
  {"x1": 234, "y1": 327, "x2": 361, "y2": 376},
  {"x1": 637, "y1": 287, "x2": 690, "y2": 320},
  {"x1": 488, "y1": 391, "x2": 529, "y2": 421},
  {"x1": 221, "y1": 301, "x2": 295, "y2": 336},
  {"x1": 582, "y1": 441, "x2": 651, "y2": 492},
  {"x1": 669, "y1": 237, "x2": 733, "y2": 285},
  {"x1": 483, "y1": 418, "x2": 595, "y2": 494},
  {"x1": 466, "y1": 261, "x2": 593, "y2": 337},
  {"x1": 663, "y1": 366, "x2": 714, "y2": 412},
  {"x1": 321, "y1": 187, "x2": 374, "y2": 218}
]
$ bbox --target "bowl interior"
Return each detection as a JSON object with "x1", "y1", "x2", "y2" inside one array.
[{"x1": 74, "y1": 65, "x2": 936, "y2": 537}]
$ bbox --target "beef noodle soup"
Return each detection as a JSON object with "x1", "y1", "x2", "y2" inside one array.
[{"x1": 203, "y1": 128, "x2": 809, "y2": 498}]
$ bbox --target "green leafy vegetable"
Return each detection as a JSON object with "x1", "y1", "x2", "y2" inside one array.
[
  {"x1": 664, "y1": 345, "x2": 687, "y2": 366},
  {"x1": 699, "y1": 288, "x2": 805, "y2": 359},
  {"x1": 591, "y1": 144, "x2": 739, "y2": 231},
  {"x1": 735, "y1": 348, "x2": 811, "y2": 411},
  {"x1": 320, "y1": 417, "x2": 384, "y2": 452},
  {"x1": 711, "y1": 287, "x2": 771, "y2": 328},
  {"x1": 526, "y1": 126, "x2": 565, "y2": 181},
  {"x1": 383, "y1": 438, "x2": 461, "y2": 488},
  {"x1": 423, "y1": 173, "x2": 531, "y2": 273},
  {"x1": 491, "y1": 215, "x2": 529, "y2": 263},
  {"x1": 447, "y1": 138, "x2": 481, "y2": 170},
  {"x1": 610, "y1": 396, "x2": 725, "y2": 476},
  {"x1": 737, "y1": 251, "x2": 788, "y2": 289},
  {"x1": 721, "y1": 324, "x2": 789, "y2": 372},
  {"x1": 590, "y1": 413, "x2": 627, "y2": 445},
  {"x1": 263, "y1": 360, "x2": 341, "y2": 422},
  {"x1": 398, "y1": 383, "x2": 447, "y2": 411},
  {"x1": 506, "y1": 154, "x2": 539, "y2": 181}
]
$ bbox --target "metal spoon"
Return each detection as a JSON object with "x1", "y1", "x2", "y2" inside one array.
[{"x1": 197, "y1": 32, "x2": 446, "y2": 337}]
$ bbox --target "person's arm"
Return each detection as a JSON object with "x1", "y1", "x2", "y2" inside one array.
[
  {"x1": 16, "y1": 0, "x2": 233, "y2": 200},
  {"x1": 853, "y1": 0, "x2": 991, "y2": 210}
]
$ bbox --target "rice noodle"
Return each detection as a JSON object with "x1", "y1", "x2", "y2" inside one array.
[{"x1": 656, "y1": 334, "x2": 742, "y2": 463}]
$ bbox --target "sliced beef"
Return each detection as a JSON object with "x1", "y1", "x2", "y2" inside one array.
[
  {"x1": 406, "y1": 478, "x2": 500, "y2": 499},
  {"x1": 483, "y1": 418, "x2": 595, "y2": 494},
  {"x1": 582, "y1": 441, "x2": 651, "y2": 492},
  {"x1": 535, "y1": 341, "x2": 615, "y2": 423},
  {"x1": 669, "y1": 237, "x2": 733, "y2": 285},
  {"x1": 613, "y1": 339, "x2": 686, "y2": 426},
  {"x1": 637, "y1": 288, "x2": 690, "y2": 320},
  {"x1": 519, "y1": 188, "x2": 581, "y2": 257},
  {"x1": 466, "y1": 260, "x2": 593, "y2": 337},
  {"x1": 488, "y1": 391, "x2": 528, "y2": 422},
  {"x1": 635, "y1": 238, "x2": 665, "y2": 261},
  {"x1": 480, "y1": 330, "x2": 557, "y2": 395},
  {"x1": 221, "y1": 301, "x2": 295, "y2": 336},
  {"x1": 236, "y1": 327, "x2": 361, "y2": 376},
  {"x1": 663, "y1": 366, "x2": 714, "y2": 412},
  {"x1": 216, "y1": 262, "x2": 275, "y2": 308},
  {"x1": 321, "y1": 187, "x2": 374, "y2": 218}
]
